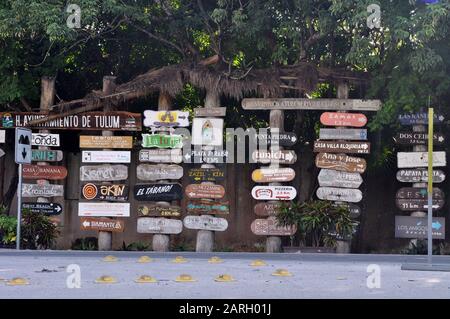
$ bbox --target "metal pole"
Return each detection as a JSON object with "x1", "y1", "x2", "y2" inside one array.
[
  {"x1": 16, "y1": 163, "x2": 23, "y2": 250},
  {"x1": 427, "y1": 107, "x2": 434, "y2": 264}
]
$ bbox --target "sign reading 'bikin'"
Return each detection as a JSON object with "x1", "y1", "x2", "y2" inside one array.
[
  {"x1": 31, "y1": 133, "x2": 60, "y2": 147},
  {"x1": 22, "y1": 165, "x2": 67, "y2": 180},
  {"x1": 79, "y1": 136, "x2": 133, "y2": 149},
  {"x1": 82, "y1": 151, "x2": 131, "y2": 163},
  {"x1": 397, "y1": 152, "x2": 447, "y2": 168},
  {"x1": 315, "y1": 153, "x2": 366, "y2": 173},
  {"x1": 320, "y1": 112, "x2": 368, "y2": 127},
  {"x1": 313, "y1": 141, "x2": 370, "y2": 154},
  {"x1": 78, "y1": 202, "x2": 130, "y2": 217}
]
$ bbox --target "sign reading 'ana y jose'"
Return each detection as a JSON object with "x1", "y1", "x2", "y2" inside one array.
[
  {"x1": 315, "y1": 153, "x2": 366, "y2": 173},
  {"x1": 143, "y1": 110, "x2": 189, "y2": 127}
]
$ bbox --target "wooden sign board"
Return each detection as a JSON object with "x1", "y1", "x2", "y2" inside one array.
[
  {"x1": 143, "y1": 110, "x2": 189, "y2": 127},
  {"x1": 251, "y1": 167, "x2": 295, "y2": 183},
  {"x1": 80, "y1": 217, "x2": 124, "y2": 233},
  {"x1": 396, "y1": 169, "x2": 446, "y2": 183},
  {"x1": 251, "y1": 217, "x2": 297, "y2": 236},
  {"x1": 254, "y1": 202, "x2": 289, "y2": 217},
  {"x1": 80, "y1": 136, "x2": 133, "y2": 149},
  {"x1": 396, "y1": 187, "x2": 444, "y2": 200},
  {"x1": 80, "y1": 165, "x2": 128, "y2": 182},
  {"x1": 185, "y1": 184, "x2": 225, "y2": 199},
  {"x1": 396, "y1": 199, "x2": 445, "y2": 211},
  {"x1": 251, "y1": 186, "x2": 297, "y2": 201},
  {"x1": 22, "y1": 184, "x2": 64, "y2": 197},
  {"x1": 185, "y1": 149, "x2": 229, "y2": 164},
  {"x1": 142, "y1": 134, "x2": 183, "y2": 148},
  {"x1": 255, "y1": 130, "x2": 298, "y2": 147},
  {"x1": 320, "y1": 112, "x2": 367, "y2": 127},
  {"x1": 186, "y1": 200, "x2": 229, "y2": 215},
  {"x1": 318, "y1": 169, "x2": 363, "y2": 189},
  {"x1": 82, "y1": 151, "x2": 131, "y2": 163},
  {"x1": 22, "y1": 202, "x2": 63, "y2": 215},
  {"x1": 138, "y1": 204, "x2": 182, "y2": 217},
  {"x1": 183, "y1": 215, "x2": 228, "y2": 232},
  {"x1": 31, "y1": 133, "x2": 60, "y2": 147},
  {"x1": 399, "y1": 113, "x2": 445, "y2": 125},
  {"x1": 137, "y1": 218, "x2": 183, "y2": 234},
  {"x1": 22, "y1": 165, "x2": 67, "y2": 180},
  {"x1": 0, "y1": 112, "x2": 142, "y2": 131},
  {"x1": 134, "y1": 183, "x2": 183, "y2": 201},
  {"x1": 187, "y1": 168, "x2": 225, "y2": 183},
  {"x1": 136, "y1": 164, "x2": 183, "y2": 181},
  {"x1": 139, "y1": 149, "x2": 183, "y2": 163},
  {"x1": 394, "y1": 132, "x2": 445, "y2": 145},
  {"x1": 313, "y1": 141, "x2": 370, "y2": 154},
  {"x1": 31, "y1": 150, "x2": 63, "y2": 162},
  {"x1": 316, "y1": 187, "x2": 362, "y2": 203},
  {"x1": 319, "y1": 128, "x2": 367, "y2": 141},
  {"x1": 397, "y1": 152, "x2": 446, "y2": 168},
  {"x1": 241, "y1": 98, "x2": 382, "y2": 111},
  {"x1": 316, "y1": 153, "x2": 366, "y2": 173},
  {"x1": 192, "y1": 118, "x2": 224, "y2": 146},
  {"x1": 194, "y1": 107, "x2": 226, "y2": 117},
  {"x1": 78, "y1": 202, "x2": 130, "y2": 217},
  {"x1": 251, "y1": 150, "x2": 297, "y2": 164},
  {"x1": 395, "y1": 216, "x2": 445, "y2": 239},
  {"x1": 81, "y1": 183, "x2": 129, "y2": 202}
]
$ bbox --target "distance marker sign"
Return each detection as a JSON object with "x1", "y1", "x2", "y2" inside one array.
[
  {"x1": 251, "y1": 186, "x2": 297, "y2": 201},
  {"x1": 320, "y1": 112, "x2": 367, "y2": 127},
  {"x1": 313, "y1": 141, "x2": 370, "y2": 155},
  {"x1": 398, "y1": 113, "x2": 445, "y2": 125},
  {"x1": 22, "y1": 202, "x2": 63, "y2": 215},
  {"x1": 315, "y1": 153, "x2": 366, "y2": 173},
  {"x1": 396, "y1": 169, "x2": 445, "y2": 183},
  {"x1": 394, "y1": 132, "x2": 445, "y2": 145}
]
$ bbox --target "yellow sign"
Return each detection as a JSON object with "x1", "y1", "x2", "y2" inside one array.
[{"x1": 80, "y1": 136, "x2": 133, "y2": 149}]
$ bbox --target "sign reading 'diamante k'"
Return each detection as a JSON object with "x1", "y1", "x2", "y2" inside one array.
[
  {"x1": 318, "y1": 169, "x2": 363, "y2": 189},
  {"x1": 22, "y1": 184, "x2": 64, "y2": 197},
  {"x1": 22, "y1": 202, "x2": 63, "y2": 215},
  {"x1": 139, "y1": 149, "x2": 183, "y2": 163},
  {"x1": 31, "y1": 150, "x2": 63, "y2": 162},
  {"x1": 251, "y1": 217, "x2": 297, "y2": 236},
  {"x1": 81, "y1": 183, "x2": 129, "y2": 202},
  {"x1": 143, "y1": 110, "x2": 189, "y2": 127},
  {"x1": 31, "y1": 133, "x2": 60, "y2": 147},
  {"x1": 137, "y1": 218, "x2": 183, "y2": 234},
  {"x1": 185, "y1": 184, "x2": 225, "y2": 199},
  {"x1": 396, "y1": 169, "x2": 446, "y2": 183},
  {"x1": 397, "y1": 152, "x2": 447, "y2": 168},
  {"x1": 316, "y1": 187, "x2": 363, "y2": 203},
  {"x1": 134, "y1": 183, "x2": 183, "y2": 201},
  {"x1": 394, "y1": 132, "x2": 445, "y2": 145},
  {"x1": 319, "y1": 128, "x2": 368, "y2": 141},
  {"x1": 241, "y1": 98, "x2": 382, "y2": 111},
  {"x1": 79, "y1": 136, "x2": 133, "y2": 149},
  {"x1": 186, "y1": 200, "x2": 230, "y2": 215},
  {"x1": 138, "y1": 204, "x2": 182, "y2": 217},
  {"x1": 142, "y1": 134, "x2": 184, "y2": 148},
  {"x1": 80, "y1": 217, "x2": 124, "y2": 233},
  {"x1": 398, "y1": 113, "x2": 445, "y2": 125},
  {"x1": 251, "y1": 186, "x2": 297, "y2": 201},
  {"x1": 313, "y1": 141, "x2": 370, "y2": 154},
  {"x1": 0, "y1": 112, "x2": 142, "y2": 131},
  {"x1": 251, "y1": 150, "x2": 297, "y2": 164},
  {"x1": 80, "y1": 165, "x2": 128, "y2": 182},
  {"x1": 22, "y1": 165, "x2": 67, "y2": 180},
  {"x1": 315, "y1": 153, "x2": 366, "y2": 173},
  {"x1": 82, "y1": 151, "x2": 131, "y2": 163},
  {"x1": 78, "y1": 202, "x2": 130, "y2": 217},
  {"x1": 395, "y1": 216, "x2": 445, "y2": 239},
  {"x1": 251, "y1": 167, "x2": 295, "y2": 183},
  {"x1": 320, "y1": 112, "x2": 368, "y2": 127},
  {"x1": 187, "y1": 168, "x2": 225, "y2": 183},
  {"x1": 136, "y1": 164, "x2": 183, "y2": 181},
  {"x1": 183, "y1": 215, "x2": 228, "y2": 232}
]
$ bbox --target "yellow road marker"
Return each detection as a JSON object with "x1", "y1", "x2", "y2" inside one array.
[
  {"x1": 214, "y1": 274, "x2": 236, "y2": 282},
  {"x1": 135, "y1": 275, "x2": 158, "y2": 283},
  {"x1": 137, "y1": 256, "x2": 153, "y2": 263},
  {"x1": 102, "y1": 255, "x2": 118, "y2": 262},
  {"x1": 250, "y1": 260, "x2": 267, "y2": 267},
  {"x1": 272, "y1": 269, "x2": 293, "y2": 277},
  {"x1": 208, "y1": 256, "x2": 224, "y2": 264},
  {"x1": 172, "y1": 256, "x2": 188, "y2": 263},
  {"x1": 6, "y1": 277, "x2": 29, "y2": 286},
  {"x1": 175, "y1": 274, "x2": 196, "y2": 282},
  {"x1": 95, "y1": 276, "x2": 117, "y2": 284}
]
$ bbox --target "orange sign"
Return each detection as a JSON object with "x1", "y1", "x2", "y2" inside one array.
[{"x1": 320, "y1": 112, "x2": 367, "y2": 127}]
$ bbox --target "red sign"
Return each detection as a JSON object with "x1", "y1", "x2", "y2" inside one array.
[
  {"x1": 320, "y1": 112, "x2": 367, "y2": 127},
  {"x1": 22, "y1": 165, "x2": 68, "y2": 180}
]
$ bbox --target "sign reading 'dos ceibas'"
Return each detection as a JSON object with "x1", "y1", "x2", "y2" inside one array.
[
  {"x1": 394, "y1": 132, "x2": 445, "y2": 145},
  {"x1": 136, "y1": 164, "x2": 183, "y2": 181},
  {"x1": 134, "y1": 183, "x2": 183, "y2": 201},
  {"x1": 143, "y1": 110, "x2": 189, "y2": 127},
  {"x1": 79, "y1": 165, "x2": 128, "y2": 182},
  {"x1": 320, "y1": 112, "x2": 368, "y2": 127},
  {"x1": 81, "y1": 183, "x2": 129, "y2": 202},
  {"x1": 31, "y1": 133, "x2": 60, "y2": 147},
  {"x1": 137, "y1": 218, "x2": 183, "y2": 234},
  {"x1": 78, "y1": 202, "x2": 130, "y2": 217},
  {"x1": 139, "y1": 149, "x2": 183, "y2": 163},
  {"x1": 79, "y1": 136, "x2": 133, "y2": 149},
  {"x1": 315, "y1": 153, "x2": 366, "y2": 173},
  {"x1": 82, "y1": 151, "x2": 131, "y2": 163},
  {"x1": 22, "y1": 165, "x2": 67, "y2": 180}
]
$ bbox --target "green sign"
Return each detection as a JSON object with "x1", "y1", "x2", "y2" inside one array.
[
  {"x1": 141, "y1": 134, "x2": 183, "y2": 149},
  {"x1": 31, "y1": 150, "x2": 63, "y2": 162}
]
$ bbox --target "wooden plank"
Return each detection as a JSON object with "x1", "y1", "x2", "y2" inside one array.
[
  {"x1": 141, "y1": 134, "x2": 183, "y2": 148},
  {"x1": 80, "y1": 217, "x2": 124, "y2": 233},
  {"x1": 315, "y1": 153, "x2": 366, "y2": 173},
  {"x1": 192, "y1": 118, "x2": 224, "y2": 146},
  {"x1": 316, "y1": 187, "x2": 362, "y2": 203},
  {"x1": 139, "y1": 149, "x2": 183, "y2": 163},
  {"x1": 395, "y1": 216, "x2": 445, "y2": 239},
  {"x1": 22, "y1": 165, "x2": 67, "y2": 180},
  {"x1": 251, "y1": 217, "x2": 297, "y2": 236},
  {"x1": 138, "y1": 204, "x2": 182, "y2": 217},
  {"x1": 137, "y1": 217, "x2": 183, "y2": 234},
  {"x1": 251, "y1": 167, "x2": 295, "y2": 183},
  {"x1": 397, "y1": 152, "x2": 446, "y2": 168},
  {"x1": 31, "y1": 150, "x2": 63, "y2": 162},
  {"x1": 251, "y1": 186, "x2": 297, "y2": 201},
  {"x1": 396, "y1": 187, "x2": 444, "y2": 200},
  {"x1": 313, "y1": 141, "x2": 370, "y2": 154},
  {"x1": 251, "y1": 150, "x2": 297, "y2": 164},
  {"x1": 187, "y1": 168, "x2": 225, "y2": 183},
  {"x1": 399, "y1": 113, "x2": 445, "y2": 125},
  {"x1": 186, "y1": 199, "x2": 229, "y2": 215},
  {"x1": 396, "y1": 199, "x2": 445, "y2": 211},
  {"x1": 79, "y1": 136, "x2": 133, "y2": 149},
  {"x1": 194, "y1": 107, "x2": 226, "y2": 117},
  {"x1": 318, "y1": 169, "x2": 363, "y2": 188},
  {"x1": 320, "y1": 112, "x2": 367, "y2": 127},
  {"x1": 81, "y1": 183, "x2": 129, "y2": 202},
  {"x1": 143, "y1": 110, "x2": 189, "y2": 127},
  {"x1": 81, "y1": 151, "x2": 131, "y2": 163},
  {"x1": 78, "y1": 202, "x2": 130, "y2": 217},
  {"x1": 396, "y1": 169, "x2": 446, "y2": 183},
  {"x1": 254, "y1": 202, "x2": 290, "y2": 217},
  {"x1": 134, "y1": 183, "x2": 183, "y2": 201},
  {"x1": 137, "y1": 164, "x2": 183, "y2": 181},
  {"x1": 319, "y1": 128, "x2": 367, "y2": 140},
  {"x1": 241, "y1": 98, "x2": 382, "y2": 111},
  {"x1": 22, "y1": 183, "x2": 64, "y2": 197},
  {"x1": 183, "y1": 215, "x2": 228, "y2": 231},
  {"x1": 185, "y1": 184, "x2": 225, "y2": 199},
  {"x1": 22, "y1": 202, "x2": 63, "y2": 215},
  {"x1": 31, "y1": 133, "x2": 60, "y2": 147},
  {"x1": 80, "y1": 165, "x2": 128, "y2": 182},
  {"x1": 394, "y1": 132, "x2": 445, "y2": 145}
]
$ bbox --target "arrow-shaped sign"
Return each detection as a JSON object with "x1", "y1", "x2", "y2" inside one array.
[{"x1": 432, "y1": 221, "x2": 442, "y2": 230}]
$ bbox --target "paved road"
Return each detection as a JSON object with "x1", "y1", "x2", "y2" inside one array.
[{"x1": 1, "y1": 250, "x2": 450, "y2": 298}]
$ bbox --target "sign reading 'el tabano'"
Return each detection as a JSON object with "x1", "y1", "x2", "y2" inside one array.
[
  {"x1": 0, "y1": 112, "x2": 142, "y2": 131},
  {"x1": 396, "y1": 169, "x2": 446, "y2": 183},
  {"x1": 251, "y1": 217, "x2": 297, "y2": 236},
  {"x1": 251, "y1": 167, "x2": 295, "y2": 183},
  {"x1": 187, "y1": 168, "x2": 225, "y2": 183},
  {"x1": 397, "y1": 152, "x2": 446, "y2": 168},
  {"x1": 394, "y1": 132, "x2": 445, "y2": 145},
  {"x1": 183, "y1": 215, "x2": 228, "y2": 232},
  {"x1": 22, "y1": 165, "x2": 67, "y2": 180},
  {"x1": 254, "y1": 202, "x2": 289, "y2": 217},
  {"x1": 251, "y1": 150, "x2": 297, "y2": 164},
  {"x1": 78, "y1": 202, "x2": 130, "y2": 217},
  {"x1": 81, "y1": 183, "x2": 129, "y2": 202},
  {"x1": 139, "y1": 149, "x2": 183, "y2": 163},
  {"x1": 143, "y1": 110, "x2": 189, "y2": 127},
  {"x1": 22, "y1": 184, "x2": 64, "y2": 197},
  {"x1": 395, "y1": 216, "x2": 445, "y2": 239},
  {"x1": 399, "y1": 113, "x2": 445, "y2": 125},
  {"x1": 80, "y1": 217, "x2": 124, "y2": 233},
  {"x1": 142, "y1": 134, "x2": 183, "y2": 148},
  {"x1": 313, "y1": 141, "x2": 370, "y2": 154},
  {"x1": 396, "y1": 187, "x2": 444, "y2": 200},
  {"x1": 136, "y1": 164, "x2": 183, "y2": 181},
  {"x1": 186, "y1": 200, "x2": 230, "y2": 215},
  {"x1": 22, "y1": 202, "x2": 63, "y2": 215},
  {"x1": 82, "y1": 151, "x2": 131, "y2": 163},
  {"x1": 320, "y1": 112, "x2": 368, "y2": 127},
  {"x1": 318, "y1": 169, "x2": 363, "y2": 189},
  {"x1": 185, "y1": 184, "x2": 225, "y2": 199},
  {"x1": 315, "y1": 153, "x2": 366, "y2": 173},
  {"x1": 31, "y1": 133, "x2": 60, "y2": 147},
  {"x1": 138, "y1": 204, "x2": 182, "y2": 217},
  {"x1": 134, "y1": 183, "x2": 183, "y2": 201},
  {"x1": 31, "y1": 150, "x2": 63, "y2": 162},
  {"x1": 137, "y1": 218, "x2": 183, "y2": 234},
  {"x1": 396, "y1": 199, "x2": 445, "y2": 211},
  {"x1": 241, "y1": 98, "x2": 382, "y2": 111},
  {"x1": 251, "y1": 186, "x2": 297, "y2": 201},
  {"x1": 255, "y1": 130, "x2": 298, "y2": 147},
  {"x1": 319, "y1": 128, "x2": 367, "y2": 141},
  {"x1": 79, "y1": 136, "x2": 133, "y2": 149},
  {"x1": 80, "y1": 165, "x2": 128, "y2": 182},
  {"x1": 316, "y1": 187, "x2": 363, "y2": 203}
]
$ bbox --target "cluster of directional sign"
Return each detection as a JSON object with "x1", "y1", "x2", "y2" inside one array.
[
  {"x1": 394, "y1": 112, "x2": 447, "y2": 239},
  {"x1": 314, "y1": 112, "x2": 370, "y2": 225}
]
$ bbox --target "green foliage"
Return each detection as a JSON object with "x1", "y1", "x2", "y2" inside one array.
[
  {"x1": 20, "y1": 209, "x2": 59, "y2": 249},
  {"x1": 0, "y1": 213, "x2": 17, "y2": 245},
  {"x1": 71, "y1": 237, "x2": 98, "y2": 250},
  {"x1": 121, "y1": 241, "x2": 151, "y2": 251}
]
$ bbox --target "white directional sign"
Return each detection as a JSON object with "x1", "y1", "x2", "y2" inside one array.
[
  {"x1": 318, "y1": 169, "x2": 363, "y2": 189},
  {"x1": 319, "y1": 128, "x2": 367, "y2": 140},
  {"x1": 82, "y1": 151, "x2": 131, "y2": 163},
  {"x1": 31, "y1": 133, "x2": 60, "y2": 147},
  {"x1": 78, "y1": 202, "x2": 130, "y2": 217},
  {"x1": 15, "y1": 128, "x2": 32, "y2": 164},
  {"x1": 397, "y1": 152, "x2": 447, "y2": 168}
]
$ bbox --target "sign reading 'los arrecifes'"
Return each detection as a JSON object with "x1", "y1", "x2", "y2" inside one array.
[{"x1": 0, "y1": 112, "x2": 142, "y2": 131}]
